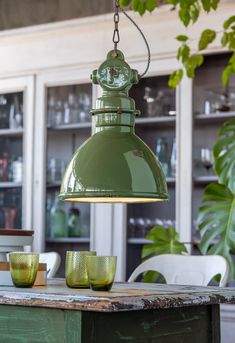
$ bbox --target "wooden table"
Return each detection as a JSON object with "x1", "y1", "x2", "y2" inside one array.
[{"x1": 0, "y1": 279, "x2": 234, "y2": 343}]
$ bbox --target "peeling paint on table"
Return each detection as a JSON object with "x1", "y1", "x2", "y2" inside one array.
[{"x1": 0, "y1": 279, "x2": 234, "y2": 342}]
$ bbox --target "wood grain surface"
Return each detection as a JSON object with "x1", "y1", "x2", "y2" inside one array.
[
  {"x1": 0, "y1": 279, "x2": 234, "y2": 312},
  {"x1": 0, "y1": 229, "x2": 33, "y2": 236}
]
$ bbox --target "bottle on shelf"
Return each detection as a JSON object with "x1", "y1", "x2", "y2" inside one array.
[
  {"x1": 0, "y1": 193, "x2": 4, "y2": 228},
  {"x1": 0, "y1": 95, "x2": 9, "y2": 129},
  {"x1": 13, "y1": 95, "x2": 23, "y2": 129},
  {"x1": 49, "y1": 195, "x2": 67, "y2": 238},
  {"x1": 54, "y1": 100, "x2": 63, "y2": 126},
  {"x1": 3, "y1": 207, "x2": 17, "y2": 229},
  {"x1": 68, "y1": 207, "x2": 81, "y2": 237},
  {"x1": 170, "y1": 138, "x2": 176, "y2": 178},
  {"x1": 0, "y1": 153, "x2": 9, "y2": 181},
  {"x1": 11, "y1": 157, "x2": 23, "y2": 183},
  {"x1": 46, "y1": 195, "x2": 52, "y2": 237},
  {"x1": 155, "y1": 137, "x2": 169, "y2": 177}
]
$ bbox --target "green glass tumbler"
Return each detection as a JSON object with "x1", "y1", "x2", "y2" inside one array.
[
  {"x1": 9, "y1": 252, "x2": 39, "y2": 288},
  {"x1": 86, "y1": 256, "x2": 117, "y2": 291},
  {"x1": 66, "y1": 251, "x2": 96, "y2": 288}
]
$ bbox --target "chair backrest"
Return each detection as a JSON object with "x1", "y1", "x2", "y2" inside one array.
[
  {"x1": 128, "y1": 254, "x2": 229, "y2": 287},
  {"x1": 39, "y1": 252, "x2": 61, "y2": 278}
]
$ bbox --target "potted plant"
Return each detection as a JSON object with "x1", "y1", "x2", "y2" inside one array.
[{"x1": 142, "y1": 118, "x2": 235, "y2": 282}]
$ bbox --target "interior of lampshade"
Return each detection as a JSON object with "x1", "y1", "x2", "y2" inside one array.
[{"x1": 62, "y1": 197, "x2": 166, "y2": 203}]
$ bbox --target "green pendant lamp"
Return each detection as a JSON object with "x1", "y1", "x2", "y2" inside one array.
[
  {"x1": 59, "y1": 2, "x2": 169, "y2": 203},
  {"x1": 59, "y1": 49, "x2": 168, "y2": 203}
]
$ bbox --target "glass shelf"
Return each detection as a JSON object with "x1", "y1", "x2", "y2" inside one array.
[
  {"x1": 0, "y1": 128, "x2": 23, "y2": 136},
  {"x1": 0, "y1": 182, "x2": 22, "y2": 188},
  {"x1": 135, "y1": 116, "x2": 176, "y2": 126},
  {"x1": 46, "y1": 181, "x2": 61, "y2": 188},
  {"x1": 48, "y1": 122, "x2": 92, "y2": 131},
  {"x1": 127, "y1": 238, "x2": 151, "y2": 245},
  {"x1": 46, "y1": 237, "x2": 90, "y2": 243},
  {"x1": 166, "y1": 177, "x2": 175, "y2": 185},
  {"x1": 194, "y1": 175, "x2": 218, "y2": 185},
  {"x1": 194, "y1": 111, "x2": 235, "y2": 124}
]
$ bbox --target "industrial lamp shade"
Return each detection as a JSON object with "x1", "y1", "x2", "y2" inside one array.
[{"x1": 59, "y1": 50, "x2": 168, "y2": 203}]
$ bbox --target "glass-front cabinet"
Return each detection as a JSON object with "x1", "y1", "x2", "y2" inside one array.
[
  {"x1": 192, "y1": 53, "x2": 235, "y2": 244},
  {"x1": 0, "y1": 76, "x2": 34, "y2": 231},
  {"x1": 126, "y1": 75, "x2": 177, "y2": 279},
  {"x1": 33, "y1": 69, "x2": 94, "y2": 276}
]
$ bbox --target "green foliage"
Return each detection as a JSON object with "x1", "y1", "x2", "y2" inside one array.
[
  {"x1": 120, "y1": 0, "x2": 158, "y2": 15},
  {"x1": 224, "y1": 15, "x2": 235, "y2": 30},
  {"x1": 142, "y1": 225, "x2": 187, "y2": 258},
  {"x1": 121, "y1": 0, "x2": 235, "y2": 88},
  {"x1": 141, "y1": 226, "x2": 187, "y2": 282},
  {"x1": 176, "y1": 35, "x2": 188, "y2": 42},
  {"x1": 172, "y1": 40, "x2": 204, "y2": 86},
  {"x1": 198, "y1": 118, "x2": 235, "y2": 281},
  {"x1": 120, "y1": 0, "x2": 132, "y2": 6},
  {"x1": 198, "y1": 183, "x2": 235, "y2": 280},
  {"x1": 213, "y1": 118, "x2": 235, "y2": 193},
  {"x1": 198, "y1": 29, "x2": 216, "y2": 50},
  {"x1": 122, "y1": 1, "x2": 219, "y2": 24},
  {"x1": 168, "y1": 69, "x2": 183, "y2": 88}
]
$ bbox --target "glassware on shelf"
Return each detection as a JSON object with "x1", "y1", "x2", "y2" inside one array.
[
  {"x1": 78, "y1": 92, "x2": 91, "y2": 122},
  {"x1": 144, "y1": 87, "x2": 164, "y2": 117},
  {"x1": 201, "y1": 148, "x2": 213, "y2": 174},
  {"x1": 11, "y1": 157, "x2": 23, "y2": 183},
  {"x1": 68, "y1": 207, "x2": 81, "y2": 237},
  {"x1": 13, "y1": 95, "x2": 23, "y2": 129},
  {"x1": 3, "y1": 207, "x2": 17, "y2": 229},
  {"x1": 143, "y1": 86, "x2": 175, "y2": 117},
  {"x1": 46, "y1": 195, "x2": 52, "y2": 238},
  {"x1": 170, "y1": 138, "x2": 176, "y2": 178},
  {"x1": 48, "y1": 158, "x2": 57, "y2": 183},
  {"x1": 155, "y1": 137, "x2": 169, "y2": 177},
  {"x1": 68, "y1": 93, "x2": 79, "y2": 124},
  {"x1": 47, "y1": 158, "x2": 64, "y2": 183},
  {"x1": 47, "y1": 95, "x2": 57, "y2": 127},
  {"x1": 63, "y1": 101, "x2": 71, "y2": 124},
  {"x1": 49, "y1": 196, "x2": 67, "y2": 238},
  {"x1": 204, "y1": 87, "x2": 235, "y2": 114},
  {"x1": 0, "y1": 193, "x2": 4, "y2": 227},
  {"x1": 54, "y1": 100, "x2": 63, "y2": 126},
  {"x1": 0, "y1": 95, "x2": 9, "y2": 129},
  {"x1": 0, "y1": 153, "x2": 9, "y2": 181}
]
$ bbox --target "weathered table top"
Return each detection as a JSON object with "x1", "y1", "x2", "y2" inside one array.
[{"x1": 0, "y1": 279, "x2": 235, "y2": 312}]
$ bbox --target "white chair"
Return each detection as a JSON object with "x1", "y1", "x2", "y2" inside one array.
[
  {"x1": 128, "y1": 254, "x2": 229, "y2": 287},
  {"x1": 39, "y1": 252, "x2": 61, "y2": 278}
]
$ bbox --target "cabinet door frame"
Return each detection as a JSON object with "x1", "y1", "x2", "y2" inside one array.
[
  {"x1": 33, "y1": 68, "x2": 96, "y2": 252},
  {"x1": 0, "y1": 75, "x2": 35, "y2": 230}
]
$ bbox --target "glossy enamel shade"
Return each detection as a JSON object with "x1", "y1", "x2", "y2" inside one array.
[{"x1": 59, "y1": 50, "x2": 169, "y2": 203}]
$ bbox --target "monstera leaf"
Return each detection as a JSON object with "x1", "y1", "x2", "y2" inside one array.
[
  {"x1": 141, "y1": 226, "x2": 187, "y2": 282},
  {"x1": 198, "y1": 183, "x2": 235, "y2": 280},
  {"x1": 213, "y1": 118, "x2": 235, "y2": 193}
]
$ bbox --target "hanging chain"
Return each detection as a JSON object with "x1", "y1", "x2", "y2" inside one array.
[
  {"x1": 113, "y1": 0, "x2": 120, "y2": 51},
  {"x1": 112, "y1": 0, "x2": 150, "y2": 78}
]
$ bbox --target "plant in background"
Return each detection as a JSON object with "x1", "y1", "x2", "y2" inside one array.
[
  {"x1": 198, "y1": 118, "x2": 235, "y2": 280},
  {"x1": 120, "y1": 0, "x2": 235, "y2": 88},
  {"x1": 142, "y1": 119, "x2": 235, "y2": 282},
  {"x1": 141, "y1": 225, "x2": 187, "y2": 282}
]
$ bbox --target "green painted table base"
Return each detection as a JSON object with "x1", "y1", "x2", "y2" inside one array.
[{"x1": 0, "y1": 304, "x2": 220, "y2": 343}]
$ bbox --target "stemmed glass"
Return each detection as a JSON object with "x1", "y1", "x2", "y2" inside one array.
[{"x1": 201, "y1": 148, "x2": 213, "y2": 174}]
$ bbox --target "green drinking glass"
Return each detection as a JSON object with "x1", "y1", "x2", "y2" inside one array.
[
  {"x1": 86, "y1": 256, "x2": 117, "y2": 291},
  {"x1": 66, "y1": 251, "x2": 96, "y2": 288},
  {"x1": 9, "y1": 252, "x2": 39, "y2": 288}
]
